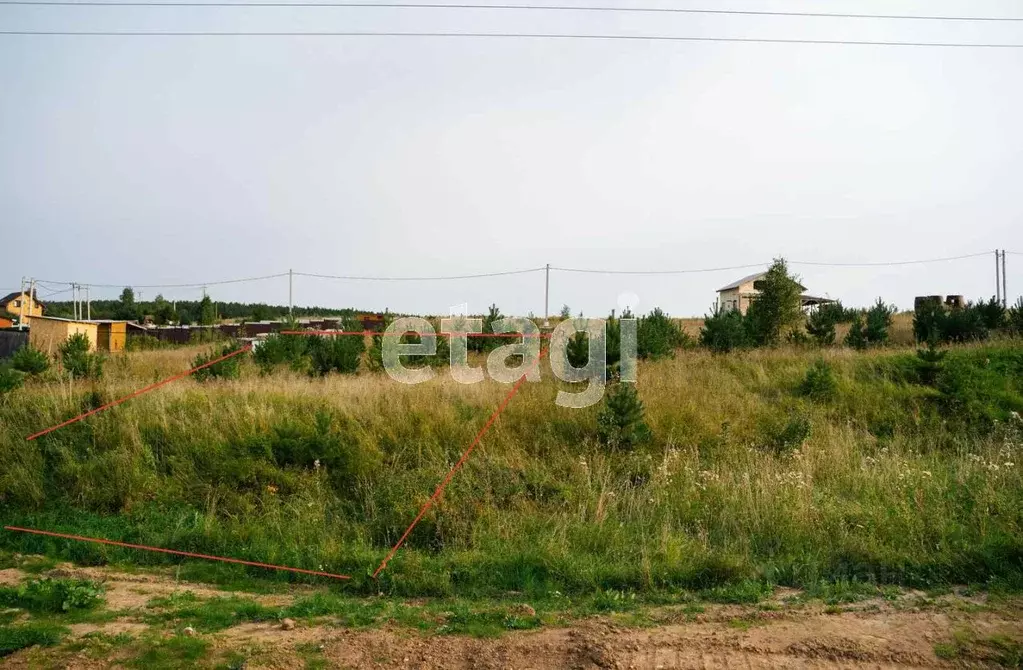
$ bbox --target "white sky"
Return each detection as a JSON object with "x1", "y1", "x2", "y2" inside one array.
[{"x1": 2, "y1": 0, "x2": 1021, "y2": 316}]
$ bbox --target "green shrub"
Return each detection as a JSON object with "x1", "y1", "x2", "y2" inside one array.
[
  {"x1": 637, "y1": 307, "x2": 687, "y2": 359},
  {"x1": 844, "y1": 299, "x2": 894, "y2": 350},
  {"x1": 1010, "y1": 297, "x2": 1023, "y2": 336},
  {"x1": 817, "y1": 300, "x2": 859, "y2": 324},
  {"x1": 700, "y1": 307, "x2": 747, "y2": 353},
  {"x1": 977, "y1": 296, "x2": 1006, "y2": 330},
  {"x1": 308, "y1": 332, "x2": 364, "y2": 376},
  {"x1": 762, "y1": 414, "x2": 812, "y2": 453},
  {"x1": 468, "y1": 304, "x2": 505, "y2": 354},
  {"x1": 562, "y1": 314, "x2": 623, "y2": 374},
  {"x1": 566, "y1": 330, "x2": 589, "y2": 368},
  {"x1": 943, "y1": 303, "x2": 989, "y2": 343},
  {"x1": 914, "y1": 298, "x2": 992, "y2": 344},
  {"x1": 59, "y1": 333, "x2": 103, "y2": 380},
  {"x1": 844, "y1": 316, "x2": 868, "y2": 350},
  {"x1": 124, "y1": 335, "x2": 171, "y2": 351},
  {"x1": 10, "y1": 345, "x2": 49, "y2": 375},
  {"x1": 253, "y1": 332, "x2": 309, "y2": 374},
  {"x1": 192, "y1": 342, "x2": 244, "y2": 381},
  {"x1": 605, "y1": 311, "x2": 623, "y2": 371},
  {"x1": 915, "y1": 339, "x2": 946, "y2": 386},
  {"x1": 805, "y1": 307, "x2": 837, "y2": 346},
  {"x1": 0, "y1": 578, "x2": 104, "y2": 614},
  {"x1": 799, "y1": 359, "x2": 837, "y2": 401},
  {"x1": 913, "y1": 297, "x2": 947, "y2": 343},
  {"x1": 597, "y1": 382, "x2": 651, "y2": 450},
  {"x1": 0, "y1": 364, "x2": 25, "y2": 397}
]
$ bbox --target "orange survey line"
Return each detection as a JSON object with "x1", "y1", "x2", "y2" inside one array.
[
  {"x1": 281, "y1": 330, "x2": 553, "y2": 338},
  {"x1": 26, "y1": 344, "x2": 252, "y2": 441},
  {"x1": 372, "y1": 348, "x2": 547, "y2": 579},
  {"x1": 3, "y1": 526, "x2": 350, "y2": 580}
]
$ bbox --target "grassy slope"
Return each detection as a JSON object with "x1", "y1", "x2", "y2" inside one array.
[{"x1": 1, "y1": 341, "x2": 1021, "y2": 598}]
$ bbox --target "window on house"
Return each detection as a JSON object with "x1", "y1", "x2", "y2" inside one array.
[
  {"x1": 752, "y1": 280, "x2": 765, "y2": 290},
  {"x1": 13, "y1": 299, "x2": 21, "y2": 307}
]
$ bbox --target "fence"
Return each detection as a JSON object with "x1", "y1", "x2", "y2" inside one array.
[{"x1": 0, "y1": 330, "x2": 28, "y2": 359}]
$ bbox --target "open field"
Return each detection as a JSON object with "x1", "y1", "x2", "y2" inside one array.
[{"x1": 1, "y1": 338, "x2": 1023, "y2": 665}]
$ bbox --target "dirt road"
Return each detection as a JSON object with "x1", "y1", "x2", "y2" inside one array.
[{"x1": 2, "y1": 561, "x2": 1020, "y2": 669}]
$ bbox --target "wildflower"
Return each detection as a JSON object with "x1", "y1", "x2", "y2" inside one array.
[
  {"x1": 313, "y1": 459, "x2": 321, "y2": 470},
  {"x1": 266, "y1": 484, "x2": 279, "y2": 495}
]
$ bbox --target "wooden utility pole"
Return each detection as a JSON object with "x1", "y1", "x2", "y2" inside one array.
[
  {"x1": 543, "y1": 263, "x2": 550, "y2": 327},
  {"x1": 995, "y1": 250, "x2": 1002, "y2": 305},
  {"x1": 18, "y1": 277, "x2": 26, "y2": 330},
  {"x1": 1003, "y1": 249, "x2": 1009, "y2": 308}
]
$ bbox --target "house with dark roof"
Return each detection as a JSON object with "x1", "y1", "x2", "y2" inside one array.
[
  {"x1": 716, "y1": 272, "x2": 833, "y2": 316},
  {"x1": 1, "y1": 291, "x2": 45, "y2": 325}
]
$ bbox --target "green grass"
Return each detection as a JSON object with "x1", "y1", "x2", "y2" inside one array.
[
  {"x1": 128, "y1": 634, "x2": 210, "y2": 669},
  {"x1": 1, "y1": 342, "x2": 1022, "y2": 599},
  {"x1": 145, "y1": 592, "x2": 278, "y2": 632},
  {"x1": 933, "y1": 628, "x2": 1023, "y2": 667},
  {"x1": 0, "y1": 622, "x2": 68, "y2": 657}
]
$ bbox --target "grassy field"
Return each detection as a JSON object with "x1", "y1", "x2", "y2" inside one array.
[{"x1": 1, "y1": 337, "x2": 1022, "y2": 602}]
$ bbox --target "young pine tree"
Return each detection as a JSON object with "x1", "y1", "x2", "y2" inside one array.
[
  {"x1": 805, "y1": 306, "x2": 837, "y2": 346},
  {"x1": 864, "y1": 298, "x2": 896, "y2": 345},
  {"x1": 744, "y1": 258, "x2": 804, "y2": 346},
  {"x1": 597, "y1": 382, "x2": 651, "y2": 451},
  {"x1": 700, "y1": 306, "x2": 747, "y2": 353}
]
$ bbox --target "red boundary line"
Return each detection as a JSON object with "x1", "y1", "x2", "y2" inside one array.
[
  {"x1": 3, "y1": 526, "x2": 350, "y2": 580},
  {"x1": 26, "y1": 344, "x2": 252, "y2": 441},
  {"x1": 371, "y1": 348, "x2": 547, "y2": 578},
  {"x1": 281, "y1": 330, "x2": 552, "y2": 338}
]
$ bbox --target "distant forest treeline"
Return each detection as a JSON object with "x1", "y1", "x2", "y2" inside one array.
[{"x1": 44, "y1": 288, "x2": 358, "y2": 325}]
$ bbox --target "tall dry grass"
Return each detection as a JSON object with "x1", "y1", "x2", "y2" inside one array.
[{"x1": 1, "y1": 340, "x2": 1021, "y2": 596}]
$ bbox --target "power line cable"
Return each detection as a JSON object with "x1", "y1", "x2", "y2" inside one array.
[
  {"x1": 33, "y1": 272, "x2": 289, "y2": 290},
  {"x1": 3, "y1": 30, "x2": 1023, "y2": 47},
  {"x1": 551, "y1": 251, "x2": 992, "y2": 275},
  {"x1": 295, "y1": 267, "x2": 545, "y2": 281},
  {"x1": 1, "y1": 1, "x2": 1021, "y2": 23},
  {"x1": 24, "y1": 252, "x2": 1001, "y2": 289},
  {"x1": 789, "y1": 251, "x2": 992, "y2": 267},
  {"x1": 39, "y1": 287, "x2": 74, "y2": 298},
  {"x1": 551, "y1": 262, "x2": 769, "y2": 276}
]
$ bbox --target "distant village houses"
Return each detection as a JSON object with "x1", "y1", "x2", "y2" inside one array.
[
  {"x1": 716, "y1": 272, "x2": 834, "y2": 316},
  {"x1": 1, "y1": 290, "x2": 45, "y2": 326}
]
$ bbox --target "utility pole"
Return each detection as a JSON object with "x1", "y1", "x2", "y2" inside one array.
[
  {"x1": 995, "y1": 250, "x2": 1002, "y2": 304},
  {"x1": 29, "y1": 279, "x2": 36, "y2": 322},
  {"x1": 543, "y1": 263, "x2": 550, "y2": 328},
  {"x1": 1003, "y1": 249, "x2": 1009, "y2": 308},
  {"x1": 86, "y1": 285, "x2": 91, "y2": 321},
  {"x1": 288, "y1": 268, "x2": 293, "y2": 317},
  {"x1": 18, "y1": 277, "x2": 26, "y2": 330},
  {"x1": 71, "y1": 283, "x2": 78, "y2": 320}
]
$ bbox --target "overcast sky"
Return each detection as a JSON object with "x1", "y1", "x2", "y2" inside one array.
[{"x1": 2, "y1": 0, "x2": 1021, "y2": 317}]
